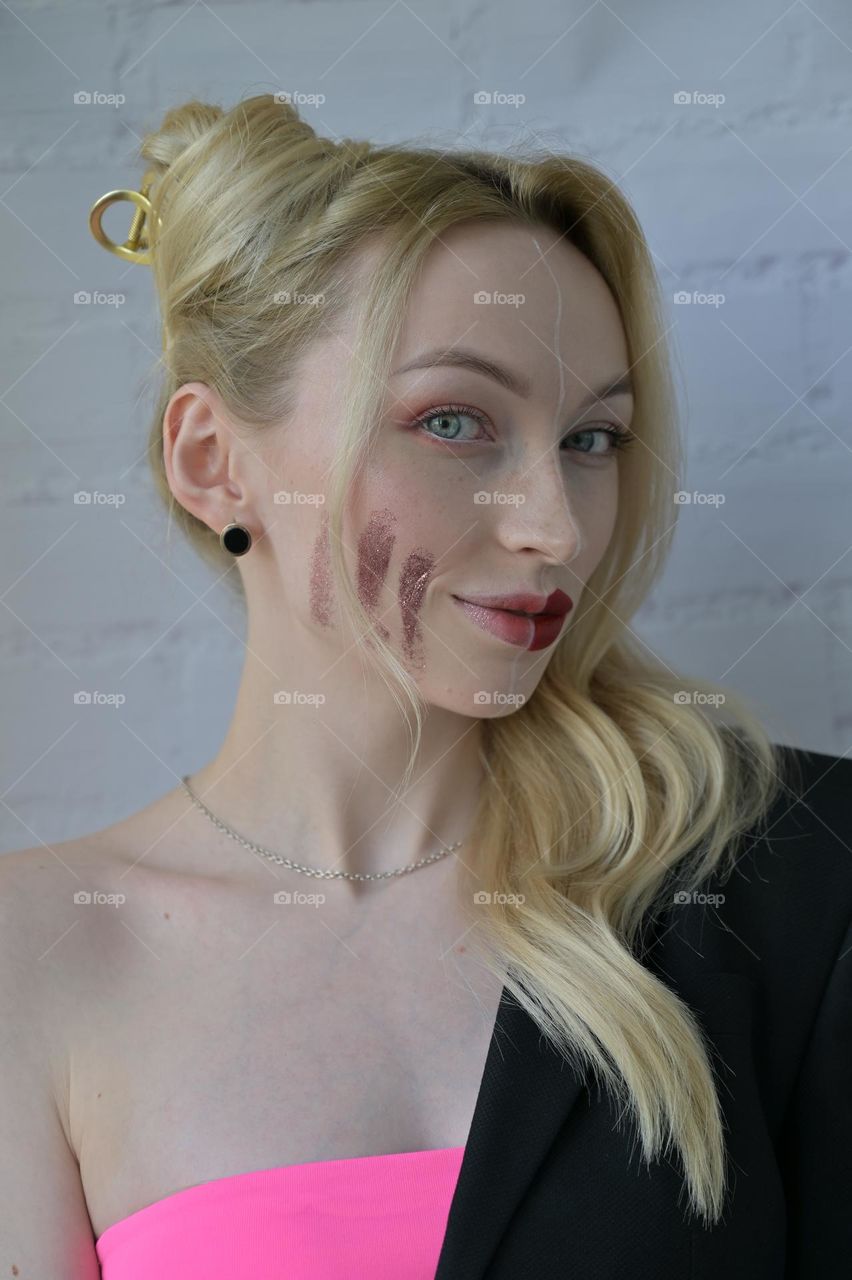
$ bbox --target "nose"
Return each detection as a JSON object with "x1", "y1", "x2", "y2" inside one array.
[{"x1": 489, "y1": 450, "x2": 583, "y2": 564}]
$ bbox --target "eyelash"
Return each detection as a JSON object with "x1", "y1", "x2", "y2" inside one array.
[{"x1": 409, "y1": 403, "x2": 637, "y2": 456}]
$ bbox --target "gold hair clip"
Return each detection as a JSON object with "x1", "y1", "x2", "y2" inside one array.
[
  {"x1": 88, "y1": 166, "x2": 171, "y2": 353},
  {"x1": 88, "y1": 166, "x2": 162, "y2": 265}
]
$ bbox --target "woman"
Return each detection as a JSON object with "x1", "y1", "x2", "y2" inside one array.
[{"x1": 1, "y1": 94, "x2": 849, "y2": 1278}]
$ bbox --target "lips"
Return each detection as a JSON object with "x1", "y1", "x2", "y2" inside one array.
[
  {"x1": 451, "y1": 589, "x2": 574, "y2": 652},
  {"x1": 453, "y1": 589, "x2": 574, "y2": 619}
]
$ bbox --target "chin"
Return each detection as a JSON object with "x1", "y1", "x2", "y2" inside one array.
[{"x1": 435, "y1": 683, "x2": 535, "y2": 718}]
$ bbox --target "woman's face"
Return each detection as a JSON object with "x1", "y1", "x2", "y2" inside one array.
[{"x1": 251, "y1": 219, "x2": 634, "y2": 716}]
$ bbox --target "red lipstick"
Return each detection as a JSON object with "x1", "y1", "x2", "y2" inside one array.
[{"x1": 451, "y1": 588, "x2": 573, "y2": 652}]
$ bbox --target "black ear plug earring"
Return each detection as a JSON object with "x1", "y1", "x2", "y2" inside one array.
[{"x1": 219, "y1": 516, "x2": 253, "y2": 557}]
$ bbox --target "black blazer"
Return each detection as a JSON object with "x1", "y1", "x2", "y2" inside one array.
[{"x1": 433, "y1": 743, "x2": 852, "y2": 1279}]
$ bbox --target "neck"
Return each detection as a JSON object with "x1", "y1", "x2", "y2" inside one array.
[{"x1": 183, "y1": 640, "x2": 487, "y2": 898}]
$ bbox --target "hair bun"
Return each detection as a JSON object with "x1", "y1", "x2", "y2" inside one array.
[{"x1": 140, "y1": 99, "x2": 225, "y2": 172}]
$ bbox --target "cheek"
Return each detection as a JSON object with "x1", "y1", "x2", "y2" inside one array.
[
  {"x1": 356, "y1": 460, "x2": 468, "y2": 567},
  {"x1": 357, "y1": 508, "x2": 396, "y2": 614},
  {"x1": 309, "y1": 511, "x2": 334, "y2": 627},
  {"x1": 572, "y1": 473, "x2": 620, "y2": 573},
  {"x1": 308, "y1": 492, "x2": 441, "y2": 669},
  {"x1": 595, "y1": 475, "x2": 620, "y2": 546},
  {"x1": 307, "y1": 445, "x2": 471, "y2": 659},
  {"x1": 398, "y1": 547, "x2": 435, "y2": 663},
  {"x1": 350, "y1": 506, "x2": 398, "y2": 641}
]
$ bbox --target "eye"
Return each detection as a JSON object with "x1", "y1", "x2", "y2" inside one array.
[
  {"x1": 563, "y1": 424, "x2": 637, "y2": 457},
  {"x1": 408, "y1": 404, "x2": 637, "y2": 455},
  {"x1": 411, "y1": 404, "x2": 489, "y2": 444}
]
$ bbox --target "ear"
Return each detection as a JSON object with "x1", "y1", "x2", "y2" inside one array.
[{"x1": 162, "y1": 381, "x2": 246, "y2": 531}]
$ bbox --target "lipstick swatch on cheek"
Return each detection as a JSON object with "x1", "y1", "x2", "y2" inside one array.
[
  {"x1": 357, "y1": 508, "x2": 396, "y2": 641},
  {"x1": 309, "y1": 502, "x2": 436, "y2": 668},
  {"x1": 399, "y1": 549, "x2": 435, "y2": 665},
  {"x1": 309, "y1": 512, "x2": 333, "y2": 627}
]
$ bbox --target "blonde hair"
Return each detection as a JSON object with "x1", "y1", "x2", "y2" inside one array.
[{"x1": 135, "y1": 93, "x2": 799, "y2": 1226}]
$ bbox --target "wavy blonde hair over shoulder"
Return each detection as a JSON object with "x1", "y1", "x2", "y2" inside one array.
[{"x1": 133, "y1": 93, "x2": 799, "y2": 1227}]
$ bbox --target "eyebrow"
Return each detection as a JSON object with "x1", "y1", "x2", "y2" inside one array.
[{"x1": 391, "y1": 346, "x2": 634, "y2": 409}]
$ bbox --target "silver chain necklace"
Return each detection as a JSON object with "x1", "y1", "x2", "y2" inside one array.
[{"x1": 180, "y1": 774, "x2": 465, "y2": 883}]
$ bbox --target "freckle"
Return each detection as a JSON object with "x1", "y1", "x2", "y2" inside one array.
[
  {"x1": 164, "y1": 911, "x2": 170, "y2": 920},
  {"x1": 399, "y1": 548, "x2": 434, "y2": 664},
  {"x1": 12, "y1": 1265, "x2": 19, "y2": 1276},
  {"x1": 310, "y1": 512, "x2": 334, "y2": 627},
  {"x1": 456, "y1": 944, "x2": 466, "y2": 953},
  {"x1": 358, "y1": 508, "x2": 396, "y2": 641}
]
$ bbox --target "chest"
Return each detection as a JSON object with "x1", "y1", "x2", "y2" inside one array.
[{"x1": 70, "y1": 880, "x2": 504, "y2": 1241}]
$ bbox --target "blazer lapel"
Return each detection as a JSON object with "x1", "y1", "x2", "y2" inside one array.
[{"x1": 434, "y1": 984, "x2": 589, "y2": 1278}]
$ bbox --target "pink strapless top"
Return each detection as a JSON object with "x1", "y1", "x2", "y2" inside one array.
[{"x1": 95, "y1": 1145, "x2": 466, "y2": 1279}]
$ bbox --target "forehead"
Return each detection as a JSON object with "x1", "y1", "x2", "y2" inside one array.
[{"x1": 351, "y1": 219, "x2": 630, "y2": 400}]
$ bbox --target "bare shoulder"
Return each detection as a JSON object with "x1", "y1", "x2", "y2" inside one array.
[
  {"x1": 0, "y1": 837, "x2": 105, "y2": 976},
  {"x1": 0, "y1": 839, "x2": 111, "y2": 1277},
  {"x1": 0, "y1": 829, "x2": 131, "y2": 966},
  {"x1": 0, "y1": 834, "x2": 125, "y2": 1084},
  {"x1": 0, "y1": 779, "x2": 194, "y2": 919},
  {"x1": 0, "y1": 781, "x2": 223, "y2": 1017},
  {"x1": 0, "y1": 787, "x2": 189, "y2": 1048}
]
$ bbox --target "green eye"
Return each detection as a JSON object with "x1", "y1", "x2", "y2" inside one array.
[
  {"x1": 412, "y1": 404, "x2": 488, "y2": 443},
  {"x1": 563, "y1": 425, "x2": 636, "y2": 455},
  {"x1": 409, "y1": 405, "x2": 637, "y2": 455}
]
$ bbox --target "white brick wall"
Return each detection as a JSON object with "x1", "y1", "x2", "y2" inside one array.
[{"x1": 1, "y1": 0, "x2": 850, "y2": 851}]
